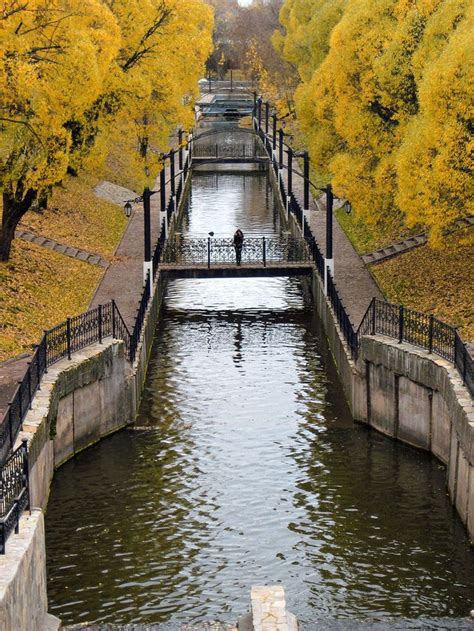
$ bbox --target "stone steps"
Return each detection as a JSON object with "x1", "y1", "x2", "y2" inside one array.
[
  {"x1": 15, "y1": 228, "x2": 109, "y2": 268},
  {"x1": 362, "y1": 216, "x2": 474, "y2": 266}
]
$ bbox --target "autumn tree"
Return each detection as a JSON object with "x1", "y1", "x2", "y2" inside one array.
[
  {"x1": 0, "y1": 0, "x2": 213, "y2": 260},
  {"x1": 275, "y1": 0, "x2": 473, "y2": 244}
]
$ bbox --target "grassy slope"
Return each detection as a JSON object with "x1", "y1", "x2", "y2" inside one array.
[
  {"x1": 19, "y1": 174, "x2": 127, "y2": 258},
  {"x1": 0, "y1": 174, "x2": 127, "y2": 361},
  {"x1": 0, "y1": 240, "x2": 102, "y2": 361},
  {"x1": 371, "y1": 236, "x2": 474, "y2": 341}
]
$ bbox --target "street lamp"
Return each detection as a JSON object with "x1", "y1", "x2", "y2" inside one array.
[{"x1": 123, "y1": 187, "x2": 152, "y2": 291}]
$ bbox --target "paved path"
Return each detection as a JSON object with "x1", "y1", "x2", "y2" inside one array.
[
  {"x1": 90, "y1": 149, "x2": 188, "y2": 329},
  {"x1": 277, "y1": 142, "x2": 383, "y2": 328}
]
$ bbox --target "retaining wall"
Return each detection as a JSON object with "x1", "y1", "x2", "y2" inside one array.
[{"x1": 308, "y1": 269, "x2": 474, "y2": 542}]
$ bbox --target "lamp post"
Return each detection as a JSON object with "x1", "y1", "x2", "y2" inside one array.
[
  {"x1": 265, "y1": 101, "x2": 269, "y2": 136},
  {"x1": 325, "y1": 183, "x2": 334, "y2": 290},
  {"x1": 272, "y1": 114, "x2": 277, "y2": 153},
  {"x1": 257, "y1": 96, "x2": 262, "y2": 132},
  {"x1": 123, "y1": 188, "x2": 152, "y2": 291}
]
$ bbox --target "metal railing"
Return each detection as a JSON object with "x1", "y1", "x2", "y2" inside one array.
[
  {"x1": 193, "y1": 143, "x2": 265, "y2": 159},
  {"x1": 358, "y1": 298, "x2": 473, "y2": 395},
  {"x1": 0, "y1": 441, "x2": 29, "y2": 554},
  {"x1": 161, "y1": 236, "x2": 312, "y2": 268},
  {"x1": 326, "y1": 270, "x2": 359, "y2": 355}
]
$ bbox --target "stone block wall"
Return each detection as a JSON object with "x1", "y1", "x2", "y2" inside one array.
[{"x1": 308, "y1": 270, "x2": 474, "y2": 543}]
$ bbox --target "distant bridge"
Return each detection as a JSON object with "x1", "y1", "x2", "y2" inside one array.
[{"x1": 191, "y1": 143, "x2": 269, "y2": 166}]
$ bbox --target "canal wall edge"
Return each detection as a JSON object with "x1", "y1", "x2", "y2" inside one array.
[{"x1": 310, "y1": 270, "x2": 474, "y2": 542}]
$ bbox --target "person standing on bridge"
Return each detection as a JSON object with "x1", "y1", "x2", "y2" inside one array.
[{"x1": 233, "y1": 229, "x2": 244, "y2": 265}]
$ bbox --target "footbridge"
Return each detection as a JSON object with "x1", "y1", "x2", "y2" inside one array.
[{"x1": 159, "y1": 235, "x2": 314, "y2": 279}]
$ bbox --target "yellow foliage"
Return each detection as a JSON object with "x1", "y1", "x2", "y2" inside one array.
[
  {"x1": 276, "y1": 0, "x2": 474, "y2": 242},
  {"x1": 0, "y1": 0, "x2": 213, "y2": 257}
]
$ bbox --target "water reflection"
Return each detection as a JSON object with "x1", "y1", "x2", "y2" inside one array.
[{"x1": 45, "y1": 168, "x2": 474, "y2": 628}]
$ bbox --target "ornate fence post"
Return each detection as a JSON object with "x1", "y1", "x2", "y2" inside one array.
[
  {"x1": 98, "y1": 304, "x2": 103, "y2": 344},
  {"x1": 66, "y1": 318, "x2": 72, "y2": 360},
  {"x1": 207, "y1": 236, "x2": 211, "y2": 269},
  {"x1": 26, "y1": 364, "x2": 32, "y2": 409},
  {"x1": 112, "y1": 299, "x2": 117, "y2": 339},
  {"x1": 398, "y1": 305, "x2": 404, "y2": 344},
  {"x1": 262, "y1": 236, "x2": 266, "y2": 267},
  {"x1": 428, "y1": 313, "x2": 434, "y2": 353}
]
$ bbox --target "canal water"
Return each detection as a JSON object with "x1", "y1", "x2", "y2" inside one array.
[{"x1": 45, "y1": 163, "x2": 474, "y2": 627}]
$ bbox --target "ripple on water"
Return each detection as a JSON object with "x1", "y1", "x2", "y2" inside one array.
[{"x1": 46, "y1": 170, "x2": 474, "y2": 628}]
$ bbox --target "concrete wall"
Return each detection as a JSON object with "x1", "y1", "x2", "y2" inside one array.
[
  {"x1": 307, "y1": 269, "x2": 474, "y2": 543},
  {"x1": 0, "y1": 510, "x2": 59, "y2": 631}
]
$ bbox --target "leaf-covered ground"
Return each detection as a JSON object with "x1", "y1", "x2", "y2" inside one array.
[
  {"x1": 0, "y1": 174, "x2": 127, "y2": 361},
  {"x1": 335, "y1": 208, "x2": 420, "y2": 254},
  {"x1": 0, "y1": 240, "x2": 102, "y2": 361},
  {"x1": 371, "y1": 237, "x2": 474, "y2": 341},
  {"x1": 17, "y1": 174, "x2": 127, "y2": 258}
]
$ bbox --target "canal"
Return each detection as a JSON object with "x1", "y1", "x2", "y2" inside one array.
[{"x1": 45, "y1": 135, "x2": 474, "y2": 628}]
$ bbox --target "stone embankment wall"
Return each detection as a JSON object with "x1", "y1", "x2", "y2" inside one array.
[{"x1": 310, "y1": 271, "x2": 474, "y2": 542}]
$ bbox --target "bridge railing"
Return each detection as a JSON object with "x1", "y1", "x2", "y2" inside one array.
[
  {"x1": 0, "y1": 440, "x2": 29, "y2": 554},
  {"x1": 193, "y1": 143, "x2": 266, "y2": 159},
  {"x1": 161, "y1": 236, "x2": 312, "y2": 267}
]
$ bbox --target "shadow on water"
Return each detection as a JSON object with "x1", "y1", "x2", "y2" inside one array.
[{"x1": 45, "y1": 151, "x2": 474, "y2": 628}]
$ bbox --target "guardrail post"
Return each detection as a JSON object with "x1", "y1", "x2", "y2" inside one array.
[
  {"x1": 26, "y1": 364, "x2": 32, "y2": 408},
  {"x1": 207, "y1": 236, "x2": 211, "y2": 269},
  {"x1": 66, "y1": 317, "x2": 72, "y2": 360},
  {"x1": 36, "y1": 350, "x2": 41, "y2": 390},
  {"x1": 462, "y1": 347, "x2": 467, "y2": 384},
  {"x1": 371, "y1": 299, "x2": 376, "y2": 335},
  {"x1": 428, "y1": 313, "x2": 434, "y2": 353},
  {"x1": 263, "y1": 236, "x2": 266, "y2": 267},
  {"x1": 398, "y1": 305, "x2": 404, "y2": 344},
  {"x1": 43, "y1": 331, "x2": 48, "y2": 373},
  {"x1": 98, "y1": 304, "x2": 103, "y2": 344},
  {"x1": 22, "y1": 438, "x2": 30, "y2": 513},
  {"x1": 112, "y1": 300, "x2": 117, "y2": 339},
  {"x1": 7, "y1": 405, "x2": 13, "y2": 450}
]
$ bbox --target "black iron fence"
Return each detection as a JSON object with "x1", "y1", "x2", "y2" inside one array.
[
  {"x1": 0, "y1": 141, "x2": 190, "y2": 552},
  {"x1": 0, "y1": 441, "x2": 29, "y2": 554},
  {"x1": 161, "y1": 236, "x2": 311, "y2": 268},
  {"x1": 358, "y1": 299, "x2": 473, "y2": 395}
]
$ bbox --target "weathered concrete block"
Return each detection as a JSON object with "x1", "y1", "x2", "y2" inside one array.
[
  {"x1": 73, "y1": 380, "x2": 102, "y2": 453},
  {"x1": 53, "y1": 392, "x2": 74, "y2": 467},
  {"x1": 368, "y1": 363, "x2": 396, "y2": 437},
  {"x1": 456, "y1": 447, "x2": 471, "y2": 525},
  {"x1": 432, "y1": 392, "x2": 451, "y2": 464},
  {"x1": 398, "y1": 376, "x2": 431, "y2": 451},
  {"x1": 448, "y1": 427, "x2": 459, "y2": 503},
  {"x1": 468, "y1": 465, "x2": 474, "y2": 543}
]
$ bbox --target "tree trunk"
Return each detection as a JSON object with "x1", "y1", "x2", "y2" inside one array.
[{"x1": 0, "y1": 185, "x2": 37, "y2": 261}]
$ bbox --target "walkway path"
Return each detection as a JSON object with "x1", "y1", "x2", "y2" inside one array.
[{"x1": 90, "y1": 148, "x2": 188, "y2": 328}]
